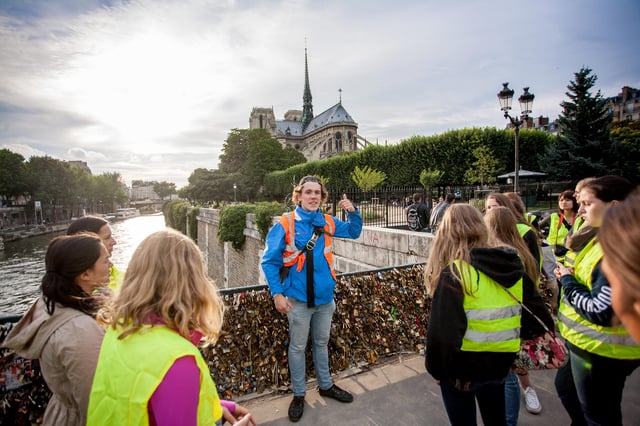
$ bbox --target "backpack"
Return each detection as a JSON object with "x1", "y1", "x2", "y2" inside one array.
[{"x1": 406, "y1": 204, "x2": 421, "y2": 231}]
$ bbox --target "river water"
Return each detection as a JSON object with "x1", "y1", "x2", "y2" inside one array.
[{"x1": 0, "y1": 214, "x2": 166, "y2": 315}]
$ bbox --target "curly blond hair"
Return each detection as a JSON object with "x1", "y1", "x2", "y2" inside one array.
[
  {"x1": 100, "y1": 228, "x2": 224, "y2": 346},
  {"x1": 291, "y1": 175, "x2": 328, "y2": 205}
]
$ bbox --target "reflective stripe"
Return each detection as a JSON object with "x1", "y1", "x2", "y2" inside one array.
[
  {"x1": 558, "y1": 311, "x2": 638, "y2": 347},
  {"x1": 279, "y1": 212, "x2": 336, "y2": 279},
  {"x1": 466, "y1": 305, "x2": 521, "y2": 321},
  {"x1": 464, "y1": 328, "x2": 521, "y2": 343}
]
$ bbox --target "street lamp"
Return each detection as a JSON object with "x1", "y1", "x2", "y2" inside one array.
[
  {"x1": 233, "y1": 184, "x2": 237, "y2": 203},
  {"x1": 497, "y1": 83, "x2": 535, "y2": 193}
]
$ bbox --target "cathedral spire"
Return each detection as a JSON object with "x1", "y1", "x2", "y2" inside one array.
[{"x1": 301, "y1": 46, "x2": 313, "y2": 130}]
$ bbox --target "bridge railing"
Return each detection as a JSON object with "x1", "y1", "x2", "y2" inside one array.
[{"x1": 1, "y1": 264, "x2": 428, "y2": 422}]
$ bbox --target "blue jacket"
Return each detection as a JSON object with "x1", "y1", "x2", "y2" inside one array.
[{"x1": 261, "y1": 206, "x2": 362, "y2": 306}]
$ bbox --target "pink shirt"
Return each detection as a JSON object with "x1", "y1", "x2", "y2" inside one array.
[{"x1": 146, "y1": 317, "x2": 234, "y2": 426}]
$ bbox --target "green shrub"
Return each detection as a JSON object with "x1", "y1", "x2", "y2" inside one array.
[
  {"x1": 218, "y1": 205, "x2": 256, "y2": 249},
  {"x1": 188, "y1": 207, "x2": 200, "y2": 241},
  {"x1": 254, "y1": 202, "x2": 288, "y2": 241}
]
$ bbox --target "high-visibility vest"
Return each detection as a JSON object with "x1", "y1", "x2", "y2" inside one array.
[
  {"x1": 548, "y1": 213, "x2": 572, "y2": 248},
  {"x1": 564, "y1": 216, "x2": 585, "y2": 267},
  {"x1": 454, "y1": 260, "x2": 522, "y2": 353},
  {"x1": 279, "y1": 211, "x2": 337, "y2": 280},
  {"x1": 108, "y1": 265, "x2": 122, "y2": 290},
  {"x1": 87, "y1": 326, "x2": 222, "y2": 425},
  {"x1": 558, "y1": 238, "x2": 640, "y2": 359},
  {"x1": 516, "y1": 222, "x2": 542, "y2": 269}
]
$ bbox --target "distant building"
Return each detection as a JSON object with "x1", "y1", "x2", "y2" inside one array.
[
  {"x1": 249, "y1": 49, "x2": 367, "y2": 162},
  {"x1": 67, "y1": 160, "x2": 92, "y2": 174},
  {"x1": 504, "y1": 115, "x2": 560, "y2": 136},
  {"x1": 606, "y1": 86, "x2": 640, "y2": 123},
  {"x1": 131, "y1": 180, "x2": 159, "y2": 200}
]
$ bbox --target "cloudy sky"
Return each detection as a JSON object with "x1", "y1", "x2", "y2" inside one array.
[{"x1": 1, "y1": 0, "x2": 638, "y2": 187}]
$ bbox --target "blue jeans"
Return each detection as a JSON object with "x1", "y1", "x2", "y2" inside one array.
[
  {"x1": 504, "y1": 370, "x2": 520, "y2": 426},
  {"x1": 287, "y1": 298, "x2": 335, "y2": 396},
  {"x1": 555, "y1": 355, "x2": 587, "y2": 426},
  {"x1": 439, "y1": 378, "x2": 507, "y2": 426},
  {"x1": 568, "y1": 348, "x2": 639, "y2": 426}
]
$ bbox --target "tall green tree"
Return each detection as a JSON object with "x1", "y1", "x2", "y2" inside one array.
[
  {"x1": 153, "y1": 181, "x2": 177, "y2": 200},
  {"x1": 219, "y1": 129, "x2": 273, "y2": 175},
  {"x1": 419, "y1": 168, "x2": 443, "y2": 206},
  {"x1": 539, "y1": 67, "x2": 621, "y2": 180},
  {"x1": 0, "y1": 149, "x2": 27, "y2": 201},
  {"x1": 464, "y1": 145, "x2": 500, "y2": 185}
]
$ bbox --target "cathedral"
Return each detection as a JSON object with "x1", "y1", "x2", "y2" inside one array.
[{"x1": 249, "y1": 49, "x2": 366, "y2": 162}]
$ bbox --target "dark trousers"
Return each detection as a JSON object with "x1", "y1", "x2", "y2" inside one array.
[
  {"x1": 556, "y1": 347, "x2": 639, "y2": 426},
  {"x1": 439, "y1": 378, "x2": 507, "y2": 426}
]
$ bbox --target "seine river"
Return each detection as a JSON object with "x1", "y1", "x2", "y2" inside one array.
[{"x1": 0, "y1": 214, "x2": 166, "y2": 315}]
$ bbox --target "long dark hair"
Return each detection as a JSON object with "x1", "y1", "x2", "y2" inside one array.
[
  {"x1": 42, "y1": 234, "x2": 103, "y2": 316},
  {"x1": 66, "y1": 216, "x2": 108, "y2": 235}
]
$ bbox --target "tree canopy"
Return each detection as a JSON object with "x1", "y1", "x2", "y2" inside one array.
[{"x1": 539, "y1": 67, "x2": 624, "y2": 180}]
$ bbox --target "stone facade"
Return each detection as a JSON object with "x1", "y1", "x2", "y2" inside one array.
[{"x1": 249, "y1": 49, "x2": 362, "y2": 162}]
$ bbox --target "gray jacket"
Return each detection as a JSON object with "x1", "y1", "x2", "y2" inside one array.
[{"x1": 2, "y1": 298, "x2": 104, "y2": 426}]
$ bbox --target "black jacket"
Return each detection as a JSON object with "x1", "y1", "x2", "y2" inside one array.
[{"x1": 425, "y1": 246, "x2": 553, "y2": 383}]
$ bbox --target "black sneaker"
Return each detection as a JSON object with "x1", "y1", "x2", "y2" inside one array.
[
  {"x1": 288, "y1": 395, "x2": 305, "y2": 422},
  {"x1": 319, "y1": 384, "x2": 353, "y2": 403}
]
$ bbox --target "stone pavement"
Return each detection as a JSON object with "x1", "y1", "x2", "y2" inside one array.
[{"x1": 241, "y1": 353, "x2": 640, "y2": 425}]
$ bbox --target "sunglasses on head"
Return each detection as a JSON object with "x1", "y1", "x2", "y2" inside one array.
[{"x1": 299, "y1": 176, "x2": 321, "y2": 185}]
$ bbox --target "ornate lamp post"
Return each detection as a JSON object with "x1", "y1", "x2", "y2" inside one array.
[
  {"x1": 233, "y1": 184, "x2": 237, "y2": 203},
  {"x1": 497, "y1": 83, "x2": 535, "y2": 193}
]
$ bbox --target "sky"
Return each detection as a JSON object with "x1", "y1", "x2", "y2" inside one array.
[{"x1": 1, "y1": 0, "x2": 638, "y2": 188}]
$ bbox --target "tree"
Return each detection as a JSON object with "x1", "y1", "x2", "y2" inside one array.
[
  {"x1": 0, "y1": 149, "x2": 27, "y2": 202},
  {"x1": 219, "y1": 128, "x2": 273, "y2": 175},
  {"x1": 350, "y1": 165, "x2": 387, "y2": 194},
  {"x1": 153, "y1": 181, "x2": 177, "y2": 200},
  {"x1": 611, "y1": 127, "x2": 640, "y2": 182},
  {"x1": 539, "y1": 67, "x2": 620, "y2": 180},
  {"x1": 419, "y1": 168, "x2": 443, "y2": 205},
  {"x1": 464, "y1": 145, "x2": 500, "y2": 186}
]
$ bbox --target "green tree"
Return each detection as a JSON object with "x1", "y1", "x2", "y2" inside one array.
[
  {"x1": 612, "y1": 127, "x2": 640, "y2": 182},
  {"x1": 153, "y1": 181, "x2": 177, "y2": 200},
  {"x1": 464, "y1": 145, "x2": 500, "y2": 185},
  {"x1": 539, "y1": 67, "x2": 620, "y2": 180},
  {"x1": 419, "y1": 168, "x2": 443, "y2": 205},
  {"x1": 350, "y1": 165, "x2": 386, "y2": 193},
  {"x1": 219, "y1": 129, "x2": 273, "y2": 175},
  {"x1": 0, "y1": 149, "x2": 27, "y2": 201}
]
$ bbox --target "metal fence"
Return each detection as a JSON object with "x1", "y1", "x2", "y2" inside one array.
[{"x1": 325, "y1": 181, "x2": 574, "y2": 228}]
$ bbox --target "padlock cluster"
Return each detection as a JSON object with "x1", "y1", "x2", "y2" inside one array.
[{"x1": 0, "y1": 264, "x2": 430, "y2": 423}]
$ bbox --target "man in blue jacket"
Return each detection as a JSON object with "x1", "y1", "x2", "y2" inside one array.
[{"x1": 261, "y1": 176, "x2": 362, "y2": 422}]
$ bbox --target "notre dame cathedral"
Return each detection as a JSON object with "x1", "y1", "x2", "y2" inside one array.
[{"x1": 249, "y1": 49, "x2": 367, "y2": 162}]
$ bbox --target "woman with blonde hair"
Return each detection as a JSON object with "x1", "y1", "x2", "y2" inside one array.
[
  {"x1": 486, "y1": 193, "x2": 541, "y2": 268},
  {"x1": 87, "y1": 229, "x2": 256, "y2": 426},
  {"x1": 485, "y1": 207, "x2": 555, "y2": 423},
  {"x1": 425, "y1": 204, "x2": 532, "y2": 426},
  {"x1": 600, "y1": 188, "x2": 640, "y2": 344},
  {"x1": 554, "y1": 176, "x2": 639, "y2": 426}
]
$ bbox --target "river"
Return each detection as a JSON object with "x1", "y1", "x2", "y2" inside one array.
[{"x1": 0, "y1": 214, "x2": 166, "y2": 315}]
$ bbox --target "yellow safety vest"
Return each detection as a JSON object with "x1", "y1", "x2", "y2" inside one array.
[
  {"x1": 279, "y1": 211, "x2": 337, "y2": 280},
  {"x1": 108, "y1": 265, "x2": 122, "y2": 291},
  {"x1": 87, "y1": 325, "x2": 222, "y2": 425},
  {"x1": 454, "y1": 260, "x2": 522, "y2": 353},
  {"x1": 563, "y1": 216, "x2": 585, "y2": 267},
  {"x1": 558, "y1": 238, "x2": 640, "y2": 359},
  {"x1": 516, "y1": 223, "x2": 542, "y2": 270}
]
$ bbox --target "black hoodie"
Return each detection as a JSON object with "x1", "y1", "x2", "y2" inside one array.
[{"x1": 425, "y1": 246, "x2": 553, "y2": 383}]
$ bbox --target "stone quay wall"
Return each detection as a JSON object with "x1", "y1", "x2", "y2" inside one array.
[{"x1": 196, "y1": 207, "x2": 435, "y2": 289}]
